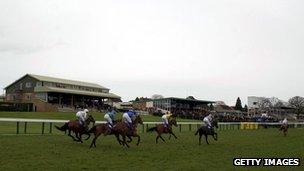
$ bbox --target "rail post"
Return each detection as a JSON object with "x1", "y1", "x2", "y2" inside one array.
[
  {"x1": 24, "y1": 122, "x2": 27, "y2": 134},
  {"x1": 42, "y1": 122, "x2": 45, "y2": 134},
  {"x1": 179, "y1": 124, "x2": 182, "y2": 132},
  {"x1": 49, "y1": 123, "x2": 52, "y2": 134},
  {"x1": 16, "y1": 122, "x2": 19, "y2": 134}
]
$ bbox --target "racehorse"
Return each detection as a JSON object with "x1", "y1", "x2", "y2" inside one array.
[
  {"x1": 55, "y1": 115, "x2": 95, "y2": 143},
  {"x1": 194, "y1": 119, "x2": 218, "y2": 145},
  {"x1": 88, "y1": 123, "x2": 112, "y2": 148},
  {"x1": 279, "y1": 124, "x2": 288, "y2": 136},
  {"x1": 112, "y1": 115, "x2": 143, "y2": 148},
  {"x1": 147, "y1": 116, "x2": 178, "y2": 144}
]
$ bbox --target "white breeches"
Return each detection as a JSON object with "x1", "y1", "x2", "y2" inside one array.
[
  {"x1": 162, "y1": 115, "x2": 168, "y2": 125},
  {"x1": 104, "y1": 114, "x2": 113, "y2": 125},
  {"x1": 203, "y1": 118, "x2": 211, "y2": 127},
  {"x1": 78, "y1": 116, "x2": 85, "y2": 125},
  {"x1": 123, "y1": 113, "x2": 132, "y2": 124}
]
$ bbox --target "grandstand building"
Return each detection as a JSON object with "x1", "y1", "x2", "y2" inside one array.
[
  {"x1": 0, "y1": 95, "x2": 4, "y2": 102},
  {"x1": 247, "y1": 96, "x2": 294, "y2": 118},
  {"x1": 152, "y1": 97, "x2": 215, "y2": 118},
  {"x1": 4, "y1": 74, "x2": 121, "y2": 112}
]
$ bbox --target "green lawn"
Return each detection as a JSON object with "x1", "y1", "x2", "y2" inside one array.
[{"x1": 0, "y1": 129, "x2": 303, "y2": 170}]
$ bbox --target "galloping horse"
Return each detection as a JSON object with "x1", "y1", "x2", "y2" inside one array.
[
  {"x1": 194, "y1": 119, "x2": 218, "y2": 145},
  {"x1": 279, "y1": 124, "x2": 288, "y2": 136},
  {"x1": 55, "y1": 115, "x2": 95, "y2": 143},
  {"x1": 147, "y1": 116, "x2": 178, "y2": 143},
  {"x1": 112, "y1": 115, "x2": 143, "y2": 148},
  {"x1": 88, "y1": 123, "x2": 111, "y2": 148},
  {"x1": 123, "y1": 115, "x2": 143, "y2": 145}
]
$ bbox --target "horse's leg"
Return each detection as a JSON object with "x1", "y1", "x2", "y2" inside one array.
[
  {"x1": 90, "y1": 133, "x2": 101, "y2": 148},
  {"x1": 205, "y1": 134, "x2": 209, "y2": 145},
  {"x1": 122, "y1": 135, "x2": 130, "y2": 148},
  {"x1": 170, "y1": 131, "x2": 178, "y2": 139},
  {"x1": 68, "y1": 129, "x2": 76, "y2": 141},
  {"x1": 159, "y1": 135, "x2": 166, "y2": 142},
  {"x1": 115, "y1": 134, "x2": 123, "y2": 145},
  {"x1": 156, "y1": 135, "x2": 160, "y2": 144},
  {"x1": 199, "y1": 134, "x2": 202, "y2": 145},
  {"x1": 213, "y1": 133, "x2": 218, "y2": 141},
  {"x1": 79, "y1": 133, "x2": 83, "y2": 143},
  {"x1": 90, "y1": 136, "x2": 97, "y2": 148},
  {"x1": 127, "y1": 136, "x2": 132, "y2": 143},
  {"x1": 85, "y1": 132, "x2": 91, "y2": 140},
  {"x1": 133, "y1": 134, "x2": 140, "y2": 146},
  {"x1": 74, "y1": 132, "x2": 81, "y2": 142}
]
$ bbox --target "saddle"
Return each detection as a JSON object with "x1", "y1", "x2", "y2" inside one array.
[{"x1": 164, "y1": 125, "x2": 171, "y2": 133}]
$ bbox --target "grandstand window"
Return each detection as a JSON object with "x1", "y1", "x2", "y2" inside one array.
[
  {"x1": 26, "y1": 82, "x2": 32, "y2": 88},
  {"x1": 36, "y1": 82, "x2": 42, "y2": 87}
]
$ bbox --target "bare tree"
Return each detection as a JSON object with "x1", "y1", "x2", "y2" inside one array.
[
  {"x1": 288, "y1": 96, "x2": 304, "y2": 118},
  {"x1": 151, "y1": 94, "x2": 164, "y2": 99},
  {"x1": 274, "y1": 101, "x2": 284, "y2": 108},
  {"x1": 258, "y1": 98, "x2": 272, "y2": 110}
]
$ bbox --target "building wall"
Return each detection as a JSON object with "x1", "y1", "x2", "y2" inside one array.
[
  {"x1": 133, "y1": 101, "x2": 153, "y2": 111},
  {"x1": 6, "y1": 76, "x2": 38, "y2": 102},
  {"x1": 6, "y1": 76, "x2": 38, "y2": 94},
  {"x1": 42, "y1": 81, "x2": 108, "y2": 93},
  {"x1": 33, "y1": 99, "x2": 58, "y2": 112},
  {"x1": 248, "y1": 96, "x2": 263, "y2": 109}
]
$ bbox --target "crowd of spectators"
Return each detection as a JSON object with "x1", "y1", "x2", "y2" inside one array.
[{"x1": 149, "y1": 108, "x2": 280, "y2": 122}]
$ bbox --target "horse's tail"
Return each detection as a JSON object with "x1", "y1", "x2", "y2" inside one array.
[
  {"x1": 55, "y1": 123, "x2": 69, "y2": 132},
  {"x1": 147, "y1": 127, "x2": 157, "y2": 132},
  {"x1": 88, "y1": 125, "x2": 96, "y2": 133}
]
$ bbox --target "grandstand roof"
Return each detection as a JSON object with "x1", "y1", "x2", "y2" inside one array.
[
  {"x1": 34, "y1": 86, "x2": 120, "y2": 99},
  {"x1": 5, "y1": 74, "x2": 109, "y2": 90}
]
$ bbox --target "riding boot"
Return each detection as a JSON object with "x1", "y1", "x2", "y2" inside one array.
[
  {"x1": 84, "y1": 125, "x2": 89, "y2": 132},
  {"x1": 128, "y1": 123, "x2": 134, "y2": 135},
  {"x1": 105, "y1": 124, "x2": 112, "y2": 135}
]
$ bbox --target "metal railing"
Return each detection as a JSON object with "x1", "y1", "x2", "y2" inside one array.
[{"x1": 0, "y1": 118, "x2": 304, "y2": 135}]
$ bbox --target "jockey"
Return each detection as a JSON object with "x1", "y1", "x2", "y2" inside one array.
[
  {"x1": 162, "y1": 111, "x2": 172, "y2": 128},
  {"x1": 122, "y1": 110, "x2": 136, "y2": 131},
  {"x1": 76, "y1": 109, "x2": 89, "y2": 130},
  {"x1": 203, "y1": 113, "x2": 213, "y2": 129},
  {"x1": 104, "y1": 108, "x2": 116, "y2": 128},
  {"x1": 282, "y1": 118, "x2": 288, "y2": 126}
]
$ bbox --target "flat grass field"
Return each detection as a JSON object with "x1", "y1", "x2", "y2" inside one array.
[{"x1": 0, "y1": 112, "x2": 303, "y2": 170}]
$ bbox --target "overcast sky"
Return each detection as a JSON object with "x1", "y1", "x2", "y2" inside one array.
[{"x1": 0, "y1": 0, "x2": 303, "y2": 105}]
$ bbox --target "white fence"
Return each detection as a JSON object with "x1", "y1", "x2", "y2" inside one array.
[{"x1": 0, "y1": 118, "x2": 304, "y2": 134}]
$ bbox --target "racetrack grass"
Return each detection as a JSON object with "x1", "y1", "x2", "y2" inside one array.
[{"x1": 0, "y1": 128, "x2": 303, "y2": 170}]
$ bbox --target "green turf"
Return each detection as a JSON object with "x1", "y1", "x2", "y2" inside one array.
[{"x1": 0, "y1": 129, "x2": 303, "y2": 170}]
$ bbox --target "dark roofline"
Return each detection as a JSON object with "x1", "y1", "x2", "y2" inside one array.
[
  {"x1": 154, "y1": 97, "x2": 215, "y2": 103},
  {"x1": 4, "y1": 74, "x2": 34, "y2": 89},
  {"x1": 4, "y1": 74, "x2": 110, "y2": 90}
]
